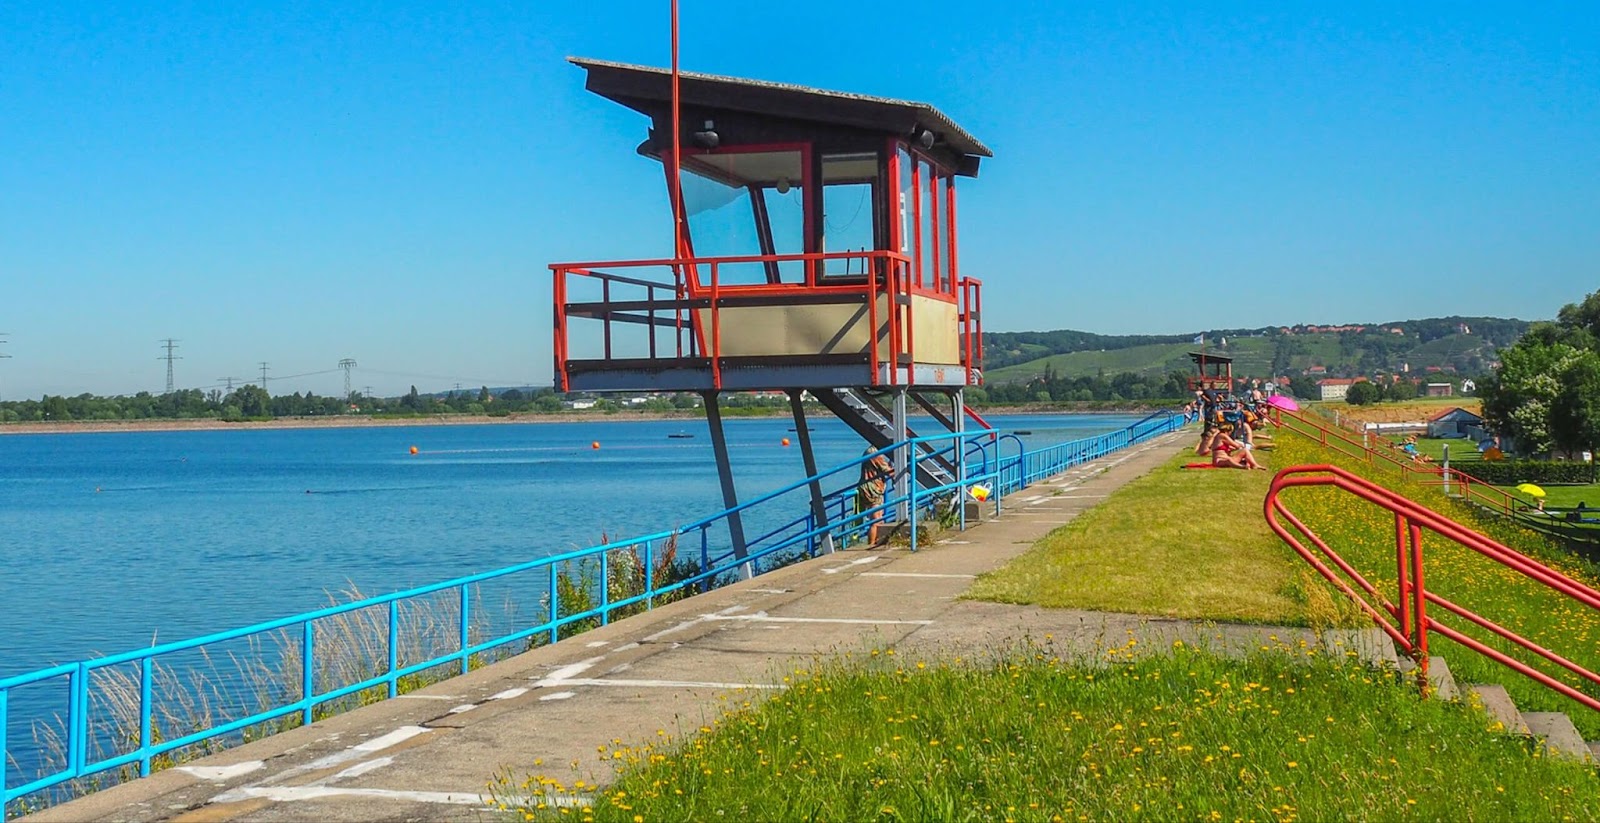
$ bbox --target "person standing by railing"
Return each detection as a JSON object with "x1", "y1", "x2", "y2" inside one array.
[{"x1": 856, "y1": 447, "x2": 894, "y2": 546}]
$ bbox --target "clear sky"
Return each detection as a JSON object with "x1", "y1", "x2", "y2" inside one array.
[{"x1": 2, "y1": 2, "x2": 1594, "y2": 399}]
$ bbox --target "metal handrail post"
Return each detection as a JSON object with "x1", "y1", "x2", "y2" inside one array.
[
  {"x1": 139, "y1": 657, "x2": 153, "y2": 776},
  {"x1": 547, "y1": 565, "x2": 560, "y2": 645},
  {"x1": 300, "y1": 623, "x2": 314, "y2": 727},
  {"x1": 458, "y1": 586, "x2": 471, "y2": 676},
  {"x1": 387, "y1": 601, "x2": 400, "y2": 698}
]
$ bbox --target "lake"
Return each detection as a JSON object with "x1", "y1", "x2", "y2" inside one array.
[{"x1": 0, "y1": 413, "x2": 1140, "y2": 679}]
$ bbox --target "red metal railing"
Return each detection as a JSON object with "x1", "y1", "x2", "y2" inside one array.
[
  {"x1": 1272, "y1": 407, "x2": 1521, "y2": 516},
  {"x1": 551, "y1": 250, "x2": 984, "y2": 392},
  {"x1": 1265, "y1": 464, "x2": 1600, "y2": 713}
]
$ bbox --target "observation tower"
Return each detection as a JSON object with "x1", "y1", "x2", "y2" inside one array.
[{"x1": 551, "y1": 58, "x2": 992, "y2": 563}]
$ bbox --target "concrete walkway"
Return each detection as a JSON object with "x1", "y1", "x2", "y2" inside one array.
[{"x1": 31, "y1": 431, "x2": 1353, "y2": 822}]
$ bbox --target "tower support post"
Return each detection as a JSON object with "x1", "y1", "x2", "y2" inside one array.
[
  {"x1": 702, "y1": 391, "x2": 753, "y2": 579},
  {"x1": 787, "y1": 390, "x2": 836, "y2": 555}
]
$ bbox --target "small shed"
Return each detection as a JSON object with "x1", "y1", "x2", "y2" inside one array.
[{"x1": 1427, "y1": 407, "x2": 1484, "y2": 439}]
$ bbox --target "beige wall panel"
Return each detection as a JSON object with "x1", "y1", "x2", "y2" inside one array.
[
  {"x1": 907, "y1": 296, "x2": 960, "y2": 364},
  {"x1": 694, "y1": 295, "x2": 959, "y2": 363}
]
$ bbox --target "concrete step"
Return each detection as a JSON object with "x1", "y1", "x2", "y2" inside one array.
[
  {"x1": 1397, "y1": 655, "x2": 1460, "y2": 701},
  {"x1": 1322, "y1": 627, "x2": 1400, "y2": 669},
  {"x1": 1465, "y1": 683, "x2": 1530, "y2": 735},
  {"x1": 1522, "y1": 712, "x2": 1592, "y2": 762},
  {"x1": 1589, "y1": 740, "x2": 1600, "y2": 763}
]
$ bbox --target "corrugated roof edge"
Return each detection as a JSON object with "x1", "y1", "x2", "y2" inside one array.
[{"x1": 568, "y1": 56, "x2": 991, "y2": 158}]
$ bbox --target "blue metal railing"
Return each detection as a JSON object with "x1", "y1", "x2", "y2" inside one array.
[{"x1": 1, "y1": 408, "x2": 1187, "y2": 817}]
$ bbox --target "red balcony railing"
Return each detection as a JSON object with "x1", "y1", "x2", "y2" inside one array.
[{"x1": 551, "y1": 250, "x2": 983, "y2": 391}]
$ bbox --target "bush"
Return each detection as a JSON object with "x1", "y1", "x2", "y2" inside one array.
[{"x1": 1455, "y1": 459, "x2": 1596, "y2": 485}]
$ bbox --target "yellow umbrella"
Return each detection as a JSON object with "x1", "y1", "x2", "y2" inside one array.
[{"x1": 1516, "y1": 483, "x2": 1546, "y2": 498}]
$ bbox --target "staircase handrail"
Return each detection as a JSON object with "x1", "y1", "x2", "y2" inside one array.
[
  {"x1": 1271, "y1": 406, "x2": 1525, "y2": 517},
  {"x1": 1265, "y1": 463, "x2": 1600, "y2": 714}
]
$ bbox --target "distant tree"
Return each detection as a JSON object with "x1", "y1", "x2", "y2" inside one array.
[
  {"x1": 478, "y1": 386, "x2": 491, "y2": 403},
  {"x1": 231, "y1": 385, "x2": 271, "y2": 418},
  {"x1": 1385, "y1": 380, "x2": 1417, "y2": 402},
  {"x1": 1345, "y1": 382, "x2": 1380, "y2": 406}
]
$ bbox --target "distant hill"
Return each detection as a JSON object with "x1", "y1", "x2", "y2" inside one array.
[{"x1": 983, "y1": 316, "x2": 1531, "y2": 384}]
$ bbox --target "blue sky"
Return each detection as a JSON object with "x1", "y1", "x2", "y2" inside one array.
[{"x1": 1, "y1": 2, "x2": 1594, "y2": 398}]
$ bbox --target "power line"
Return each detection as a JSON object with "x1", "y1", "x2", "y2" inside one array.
[
  {"x1": 159, "y1": 339, "x2": 182, "y2": 394},
  {"x1": 218, "y1": 376, "x2": 240, "y2": 391}
]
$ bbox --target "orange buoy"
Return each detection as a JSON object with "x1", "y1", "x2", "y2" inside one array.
[
  {"x1": 781, "y1": 438, "x2": 791, "y2": 446},
  {"x1": 591, "y1": 441, "x2": 601, "y2": 450},
  {"x1": 409, "y1": 445, "x2": 418, "y2": 455}
]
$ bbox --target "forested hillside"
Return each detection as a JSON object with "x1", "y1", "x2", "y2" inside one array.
[{"x1": 983, "y1": 315, "x2": 1529, "y2": 385}]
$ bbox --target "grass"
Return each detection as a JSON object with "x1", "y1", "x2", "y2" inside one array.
[
  {"x1": 962, "y1": 440, "x2": 1335, "y2": 626},
  {"x1": 490, "y1": 643, "x2": 1600, "y2": 822},
  {"x1": 1269, "y1": 427, "x2": 1600, "y2": 736}
]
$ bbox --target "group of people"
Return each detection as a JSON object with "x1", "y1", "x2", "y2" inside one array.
[{"x1": 1189, "y1": 389, "x2": 1273, "y2": 470}]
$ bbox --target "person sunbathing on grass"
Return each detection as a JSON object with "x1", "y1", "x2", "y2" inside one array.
[{"x1": 1211, "y1": 433, "x2": 1266, "y2": 470}]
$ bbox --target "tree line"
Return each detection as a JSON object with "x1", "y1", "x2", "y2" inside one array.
[
  {"x1": 1480, "y1": 290, "x2": 1600, "y2": 458},
  {"x1": 0, "y1": 385, "x2": 585, "y2": 423}
]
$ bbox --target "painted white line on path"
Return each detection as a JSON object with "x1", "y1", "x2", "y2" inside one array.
[
  {"x1": 393, "y1": 694, "x2": 456, "y2": 701},
  {"x1": 448, "y1": 704, "x2": 476, "y2": 714},
  {"x1": 542, "y1": 657, "x2": 603, "y2": 682},
  {"x1": 352, "y1": 726, "x2": 431, "y2": 754},
  {"x1": 215, "y1": 785, "x2": 498, "y2": 807},
  {"x1": 860, "y1": 572, "x2": 976, "y2": 579},
  {"x1": 539, "y1": 677, "x2": 781, "y2": 690},
  {"x1": 489, "y1": 687, "x2": 529, "y2": 701},
  {"x1": 176, "y1": 761, "x2": 264, "y2": 781},
  {"x1": 540, "y1": 691, "x2": 577, "y2": 701},
  {"x1": 705, "y1": 612, "x2": 933, "y2": 626},
  {"x1": 328, "y1": 757, "x2": 392, "y2": 782},
  {"x1": 821, "y1": 556, "x2": 882, "y2": 574},
  {"x1": 751, "y1": 588, "x2": 790, "y2": 594}
]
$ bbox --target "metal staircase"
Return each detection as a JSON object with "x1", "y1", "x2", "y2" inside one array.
[{"x1": 813, "y1": 388, "x2": 975, "y2": 489}]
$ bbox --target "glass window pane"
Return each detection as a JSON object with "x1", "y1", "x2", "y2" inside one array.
[
  {"x1": 920, "y1": 160, "x2": 936, "y2": 291},
  {"x1": 821, "y1": 153, "x2": 879, "y2": 277},
  {"x1": 898, "y1": 146, "x2": 915, "y2": 284},
  {"x1": 680, "y1": 150, "x2": 805, "y2": 285},
  {"x1": 937, "y1": 175, "x2": 953, "y2": 292}
]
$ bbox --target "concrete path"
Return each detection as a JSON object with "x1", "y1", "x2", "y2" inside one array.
[{"x1": 31, "y1": 431, "x2": 1344, "y2": 822}]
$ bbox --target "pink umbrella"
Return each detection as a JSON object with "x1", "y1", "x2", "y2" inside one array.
[{"x1": 1266, "y1": 394, "x2": 1300, "y2": 412}]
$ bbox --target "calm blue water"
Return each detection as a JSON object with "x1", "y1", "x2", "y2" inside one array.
[{"x1": 0, "y1": 413, "x2": 1136, "y2": 680}]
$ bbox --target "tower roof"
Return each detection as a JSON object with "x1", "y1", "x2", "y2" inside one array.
[{"x1": 570, "y1": 57, "x2": 991, "y2": 161}]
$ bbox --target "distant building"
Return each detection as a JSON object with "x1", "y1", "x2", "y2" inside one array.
[
  {"x1": 1424, "y1": 383, "x2": 1454, "y2": 397},
  {"x1": 1318, "y1": 378, "x2": 1361, "y2": 401},
  {"x1": 1306, "y1": 365, "x2": 1327, "y2": 375},
  {"x1": 1427, "y1": 407, "x2": 1484, "y2": 439}
]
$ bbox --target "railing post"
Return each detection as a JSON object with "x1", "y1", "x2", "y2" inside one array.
[
  {"x1": 909, "y1": 460, "x2": 920, "y2": 552},
  {"x1": 645, "y1": 539, "x2": 655, "y2": 609},
  {"x1": 600, "y1": 551, "x2": 610, "y2": 626},
  {"x1": 1395, "y1": 513, "x2": 1412, "y2": 639},
  {"x1": 0, "y1": 688, "x2": 7, "y2": 818},
  {"x1": 70, "y1": 663, "x2": 87, "y2": 776},
  {"x1": 387, "y1": 601, "x2": 400, "y2": 698},
  {"x1": 459, "y1": 586, "x2": 471, "y2": 675},
  {"x1": 548, "y1": 565, "x2": 560, "y2": 645},
  {"x1": 301, "y1": 622, "x2": 315, "y2": 727},
  {"x1": 1409, "y1": 521, "x2": 1430, "y2": 696},
  {"x1": 139, "y1": 657, "x2": 153, "y2": 776}
]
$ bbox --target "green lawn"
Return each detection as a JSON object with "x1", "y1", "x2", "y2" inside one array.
[
  {"x1": 492, "y1": 647, "x2": 1600, "y2": 822},
  {"x1": 962, "y1": 440, "x2": 1335, "y2": 625}
]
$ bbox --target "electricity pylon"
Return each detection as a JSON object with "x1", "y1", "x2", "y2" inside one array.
[
  {"x1": 159, "y1": 339, "x2": 181, "y2": 394},
  {"x1": 339, "y1": 359, "x2": 357, "y2": 399}
]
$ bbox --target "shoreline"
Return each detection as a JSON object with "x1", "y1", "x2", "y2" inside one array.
[{"x1": 0, "y1": 403, "x2": 1172, "y2": 436}]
